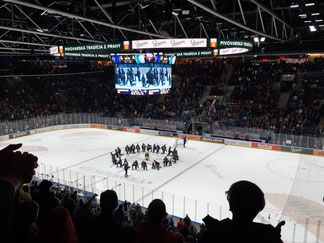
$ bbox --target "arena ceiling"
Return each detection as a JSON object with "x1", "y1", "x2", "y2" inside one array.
[{"x1": 0, "y1": 0, "x2": 323, "y2": 56}]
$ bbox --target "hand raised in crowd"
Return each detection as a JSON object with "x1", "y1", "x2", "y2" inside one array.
[{"x1": 0, "y1": 144, "x2": 38, "y2": 190}]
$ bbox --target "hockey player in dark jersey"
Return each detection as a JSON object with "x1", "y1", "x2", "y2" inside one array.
[
  {"x1": 132, "y1": 160, "x2": 139, "y2": 170},
  {"x1": 117, "y1": 147, "x2": 121, "y2": 156},
  {"x1": 147, "y1": 144, "x2": 152, "y2": 152},
  {"x1": 183, "y1": 137, "x2": 187, "y2": 147},
  {"x1": 136, "y1": 144, "x2": 140, "y2": 153},
  {"x1": 153, "y1": 144, "x2": 156, "y2": 153},
  {"x1": 142, "y1": 143, "x2": 146, "y2": 152},
  {"x1": 125, "y1": 145, "x2": 130, "y2": 155},
  {"x1": 131, "y1": 144, "x2": 136, "y2": 154},
  {"x1": 115, "y1": 149, "x2": 119, "y2": 157},
  {"x1": 161, "y1": 145, "x2": 166, "y2": 154},
  {"x1": 124, "y1": 163, "x2": 129, "y2": 177},
  {"x1": 172, "y1": 150, "x2": 179, "y2": 161},
  {"x1": 141, "y1": 161, "x2": 147, "y2": 170},
  {"x1": 168, "y1": 146, "x2": 172, "y2": 156},
  {"x1": 163, "y1": 157, "x2": 169, "y2": 167},
  {"x1": 156, "y1": 145, "x2": 160, "y2": 154},
  {"x1": 152, "y1": 160, "x2": 161, "y2": 170}
]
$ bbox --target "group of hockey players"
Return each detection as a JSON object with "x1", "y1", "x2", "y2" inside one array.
[{"x1": 110, "y1": 143, "x2": 180, "y2": 177}]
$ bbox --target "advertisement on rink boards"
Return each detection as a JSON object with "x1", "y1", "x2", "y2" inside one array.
[
  {"x1": 107, "y1": 125, "x2": 123, "y2": 131},
  {"x1": 201, "y1": 137, "x2": 225, "y2": 144},
  {"x1": 159, "y1": 131, "x2": 176, "y2": 137},
  {"x1": 140, "y1": 129, "x2": 159, "y2": 136},
  {"x1": 281, "y1": 146, "x2": 314, "y2": 155},
  {"x1": 90, "y1": 124, "x2": 107, "y2": 129},
  {"x1": 252, "y1": 142, "x2": 281, "y2": 151},
  {"x1": 313, "y1": 150, "x2": 324, "y2": 156},
  {"x1": 177, "y1": 134, "x2": 201, "y2": 141},
  {"x1": 225, "y1": 139, "x2": 252, "y2": 147},
  {"x1": 9, "y1": 131, "x2": 30, "y2": 139},
  {"x1": 123, "y1": 127, "x2": 140, "y2": 133},
  {"x1": 0, "y1": 135, "x2": 9, "y2": 141}
]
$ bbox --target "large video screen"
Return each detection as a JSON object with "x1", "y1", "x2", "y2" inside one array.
[
  {"x1": 115, "y1": 64, "x2": 171, "y2": 95},
  {"x1": 112, "y1": 53, "x2": 176, "y2": 65}
]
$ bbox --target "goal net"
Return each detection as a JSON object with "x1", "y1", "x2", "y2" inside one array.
[{"x1": 174, "y1": 137, "x2": 183, "y2": 149}]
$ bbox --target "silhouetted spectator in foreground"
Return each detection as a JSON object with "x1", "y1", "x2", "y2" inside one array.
[
  {"x1": 76, "y1": 190, "x2": 134, "y2": 243},
  {"x1": 38, "y1": 206, "x2": 78, "y2": 243},
  {"x1": 135, "y1": 199, "x2": 177, "y2": 243},
  {"x1": 201, "y1": 180, "x2": 284, "y2": 243},
  {"x1": 0, "y1": 144, "x2": 38, "y2": 243}
]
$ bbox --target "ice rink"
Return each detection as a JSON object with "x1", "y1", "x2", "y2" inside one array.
[{"x1": 1, "y1": 128, "x2": 324, "y2": 242}]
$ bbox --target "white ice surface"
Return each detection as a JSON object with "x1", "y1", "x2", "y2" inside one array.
[{"x1": 1, "y1": 128, "x2": 324, "y2": 242}]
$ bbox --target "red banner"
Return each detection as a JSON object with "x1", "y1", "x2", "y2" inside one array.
[
  {"x1": 252, "y1": 142, "x2": 281, "y2": 151},
  {"x1": 178, "y1": 134, "x2": 201, "y2": 141},
  {"x1": 313, "y1": 150, "x2": 324, "y2": 156},
  {"x1": 126, "y1": 128, "x2": 140, "y2": 133}
]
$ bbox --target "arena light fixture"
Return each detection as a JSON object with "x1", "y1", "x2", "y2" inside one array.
[
  {"x1": 290, "y1": 4, "x2": 299, "y2": 8},
  {"x1": 309, "y1": 25, "x2": 317, "y2": 32},
  {"x1": 299, "y1": 14, "x2": 307, "y2": 17},
  {"x1": 315, "y1": 19, "x2": 323, "y2": 22},
  {"x1": 260, "y1": 37, "x2": 266, "y2": 42},
  {"x1": 305, "y1": 3, "x2": 315, "y2": 6},
  {"x1": 253, "y1": 37, "x2": 259, "y2": 43},
  {"x1": 304, "y1": 20, "x2": 312, "y2": 23},
  {"x1": 311, "y1": 13, "x2": 320, "y2": 16}
]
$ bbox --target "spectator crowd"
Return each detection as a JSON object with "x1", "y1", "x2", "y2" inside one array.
[{"x1": 0, "y1": 58, "x2": 323, "y2": 137}]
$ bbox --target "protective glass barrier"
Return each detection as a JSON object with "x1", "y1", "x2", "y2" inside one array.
[{"x1": 33, "y1": 162, "x2": 324, "y2": 243}]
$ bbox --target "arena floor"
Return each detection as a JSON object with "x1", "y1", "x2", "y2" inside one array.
[{"x1": 1, "y1": 128, "x2": 323, "y2": 243}]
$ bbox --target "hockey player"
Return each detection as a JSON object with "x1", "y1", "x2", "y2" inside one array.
[
  {"x1": 145, "y1": 150, "x2": 149, "y2": 160},
  {"x1": 183, "y1": 137, "x2": 187, "y2": 147},
  {"x1": 131, "y1": 144, "x2": 136, "y2": 154},
  {"x1": 142, "y1": 143, "x2": 146, "y2": 153},
  {"x1": 161, "y1": 145, "x2": 166, "y2": 154},
  {"x1": 110, "y1": 152, "x2": 115, "y2": 162},
  {"x1": 156, "y1": 145, "x2": 160, "y2": 154},
  {"x1": 136, "y1": 144, "x2": 140, "y2": 153},
  {"x1": 117, "y1": 157, "x2": 123, "y2": 167},
  {"x1": 141, "y1": 161, "x2": 147, "y2": 170},
  {"x1": 117, "y1": 147, "x2": 121, "y2": 156},
  {"x1": 124, "y1": 163, "x2": 130, "y2": 177},
  {"x1": 132, "y1": 160, "x2": 139, "y2": 170},
  {"x1": 125, "y1": 145, "x2": 130, "y2": 155},
  {"x1": 123, "y1": 158, "x2": 129, "y2": 166},
  {"x1": 168, "y1": 146, "x2": 172, "y2": 156},
  {"x1": 172, "y1": 149, "x2": 179, "y2": 161},
  {"x1": 147, "y1": 144, "x2": 152, "y2": 152},
  {"x1": 115, "y1": 149, "x2": 119, "y2": 157},
  {"x1": 163, "y1": 157, "x2": 169, "y2": 167},
  {"x1": 153, "y1": 144, "x2": 156, "y2": 153},
  {"x1": 152, "y1": 160, "x2": 161, "y2": 170}
]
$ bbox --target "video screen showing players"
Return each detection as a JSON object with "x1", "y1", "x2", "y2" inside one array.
[{"x1": 115, "y1": 64, "x2": 171, "y2": 95}]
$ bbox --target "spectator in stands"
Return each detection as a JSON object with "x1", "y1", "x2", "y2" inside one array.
[
  {"x1": 135, "y1": 199, "x2": 177, "y2": 243},
  {"x1": 200, "y1": 180, "x2": 284, "y2": 243},
  {"x1": 0, "y1": 143, "x2": 38, "y2": 243}
]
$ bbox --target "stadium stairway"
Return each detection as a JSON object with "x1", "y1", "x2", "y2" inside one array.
[
  {"x1": 277, "y1": 92, "x2": 290, "y2": 109},
  {"x1": 319, "y1": 116, "x2": 324, "y2": 130}
]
